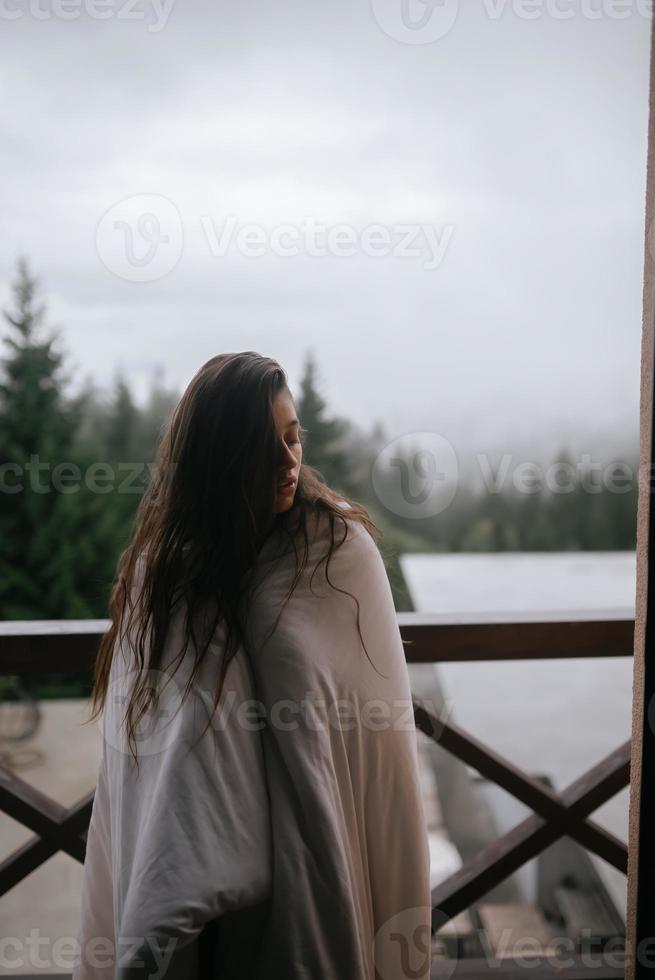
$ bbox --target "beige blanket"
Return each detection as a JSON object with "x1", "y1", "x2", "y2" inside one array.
[{"x1": 73, "y1": 511, "x2": 431, "y2": 979}]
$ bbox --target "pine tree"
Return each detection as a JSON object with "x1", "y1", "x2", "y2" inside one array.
[
  {"x1": 106, "y1": 373, "x2": 139, "y2": 462},
  {"x1": 0, "y1": 259, "x2": 86, "y2": 618},
  {"x1": 133, "y1": 365, "x2": 178, "y2": 462},
  {"x1": 296, "y1": 351, "x2": 354, "y2": 494}
]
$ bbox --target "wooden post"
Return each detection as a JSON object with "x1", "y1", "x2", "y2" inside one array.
[{"x1": 626, "y1": 11, "x2": 655, "y2": 980}]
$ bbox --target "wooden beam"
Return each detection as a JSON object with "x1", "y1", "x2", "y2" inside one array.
[
  {"x1": 430, "y1": 954, "x2": 625, "y2": 980},
  {"x1": 0, "y1": 612, "x2": 635, "y2": 674},
  {"x1": 399, "y1": 612, "x2": 634, "y2": 662},
  {"x1": 627, "y1": 11, "x2": 655, "y2": 980}
]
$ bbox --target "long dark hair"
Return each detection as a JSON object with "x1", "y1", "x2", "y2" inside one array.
[{"x1": 88, "y1": 351, "x2": 381, "y2": 764}]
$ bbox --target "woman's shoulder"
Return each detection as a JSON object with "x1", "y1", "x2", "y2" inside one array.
[
  {"x1": 255, "y1": 500, "x2": 377, "y2": 574},
  {"x1": 309, "y1": 502, "x2": 378, "y2": 565}
]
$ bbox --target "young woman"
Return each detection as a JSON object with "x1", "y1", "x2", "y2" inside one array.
[{"x1": 73, "y1": 351, "x2": 431, "y2": 980}]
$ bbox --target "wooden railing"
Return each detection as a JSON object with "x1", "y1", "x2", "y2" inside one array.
[
  {"x1": 396, "y1": 610, "x2": 633, "y2": 923},
  {"x1": 0, "y1": 612, "x2": 634, "y2": 979}
]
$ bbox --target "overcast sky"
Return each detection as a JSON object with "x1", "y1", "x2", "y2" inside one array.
[{"x1": 1, "y1": 0, "x2": 651, "y2": 465}]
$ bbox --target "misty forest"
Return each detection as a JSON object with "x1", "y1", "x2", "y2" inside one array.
[{"x1": 0, "y1": 261, "x2": 638, "y2": 695}]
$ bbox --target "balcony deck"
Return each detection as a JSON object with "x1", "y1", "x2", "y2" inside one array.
[{"x1": 0, "y1": 612, "x2": 634, "y2": 979}]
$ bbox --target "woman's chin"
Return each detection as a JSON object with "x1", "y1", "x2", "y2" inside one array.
[{"x1": 273, "y1": 493, "x2": 296, "y2": 515}]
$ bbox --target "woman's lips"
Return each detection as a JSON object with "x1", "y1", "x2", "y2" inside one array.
[{"x1": 277, "y1": 479, "x2": 296, "y2": 493}]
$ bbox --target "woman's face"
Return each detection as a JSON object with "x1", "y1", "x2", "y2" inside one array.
[{"x1": 272, "y1": 388, "x2": 303, "y2": 514}]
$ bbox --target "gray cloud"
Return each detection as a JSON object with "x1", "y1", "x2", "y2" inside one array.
[{"x1": 0, "y1": 0, "x2": 650, "y2": 461}]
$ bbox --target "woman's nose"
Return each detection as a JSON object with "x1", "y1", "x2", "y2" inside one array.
[{"x1": 278, "y1": 441, "x2": 296, "y2": 465}]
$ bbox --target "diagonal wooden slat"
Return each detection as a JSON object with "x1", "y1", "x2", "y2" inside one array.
[
  {"x1": 0, "y1": 834, "x2": 59, "y2": 896},
  {"x1": 563, "y1": 742, "x2": 630, "y2": 815},
  {"x1": 413, "y1": 698, "x2": 629, "y2": 871},
  {"x1": 429, "y1": 741, "x2": 631, "y2": 924},
  {"x1": 60, "y1": 791, "x2": 94, "y2": 840},
  {"x1": 0, "y1": 794, "x2": 92, "y2": 896},
  {"x1": 0, "y1": 764, "x2": 93, "y2": 894},
  {"x1": 0, "y1": 764, "x2": 87, "y2": 860}
]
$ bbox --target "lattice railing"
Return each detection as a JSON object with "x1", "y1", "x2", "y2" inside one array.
[{"x1": 0, "y1": 612, "x2": 634, "y2": 979}]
